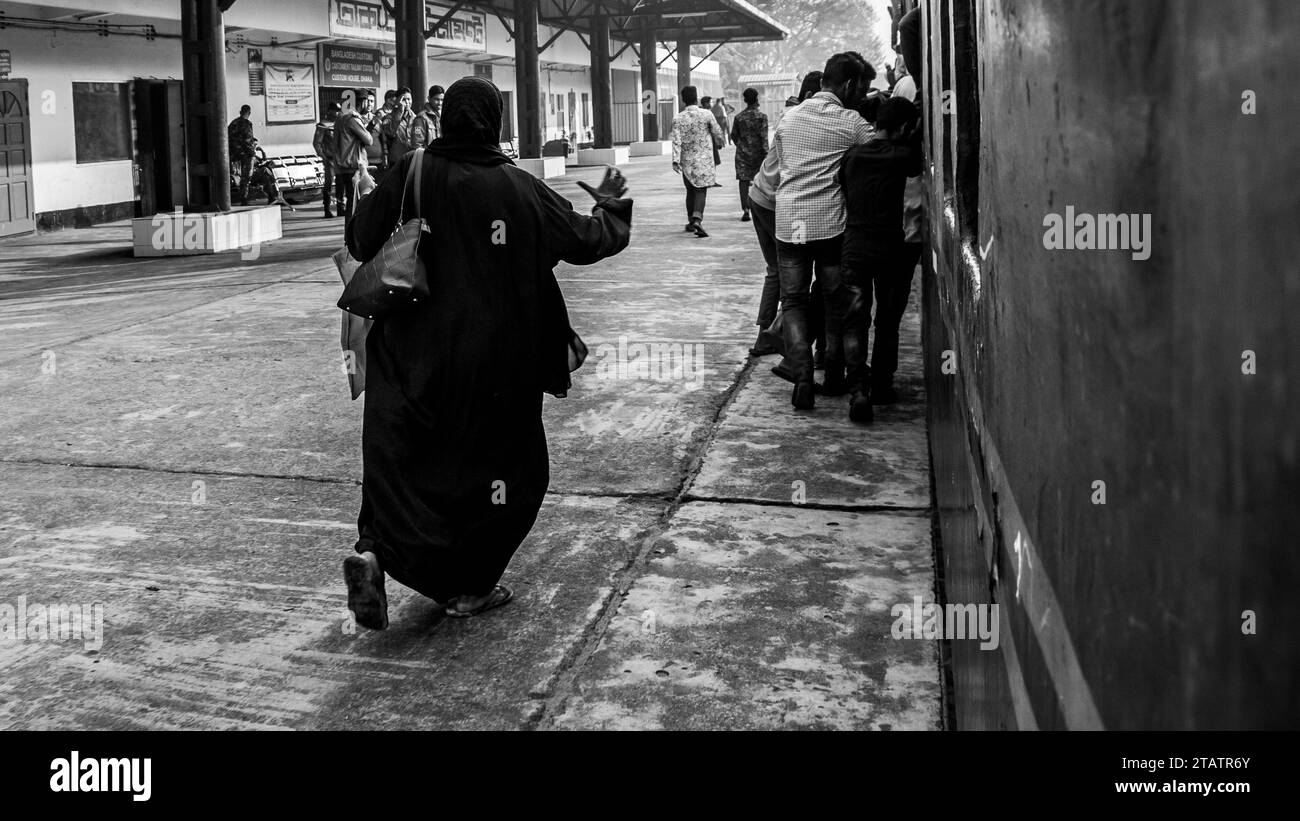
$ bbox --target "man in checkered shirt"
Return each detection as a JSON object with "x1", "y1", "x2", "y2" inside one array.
[{"x1": 773, "y1": 53, "x2": 876, "y2": 410}]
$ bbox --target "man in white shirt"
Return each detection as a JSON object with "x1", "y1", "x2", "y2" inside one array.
[{"x1": 773, "y1": 52, "x2": 875, "y2": 409}]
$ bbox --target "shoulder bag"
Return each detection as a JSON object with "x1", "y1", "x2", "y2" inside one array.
[{"x1": 338, "y1": 147, "x2": 430, "y2": 319}]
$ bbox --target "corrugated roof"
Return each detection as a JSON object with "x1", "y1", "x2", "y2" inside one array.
[{"x1": 737, "y1": 73, "x2": 799, "y2": 85}]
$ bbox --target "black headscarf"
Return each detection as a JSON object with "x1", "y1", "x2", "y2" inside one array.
[{"x1": 425, "y1": 76, "x2": 513, "y2": 166}]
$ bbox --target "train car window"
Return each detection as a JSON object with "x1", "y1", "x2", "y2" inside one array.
[{"x1": 952, "y1": 0, "x2": 982, "y2": 243}]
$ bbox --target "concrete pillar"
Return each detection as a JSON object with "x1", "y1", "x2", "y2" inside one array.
[
  {"x1": 590, "y1": 12, "x2": 613, "y2": 149},
  {"x1": 396, "y1": 0, "x2": 428, "y2": 98},
  {"x1": 181, "y1": 0, "x2": 230, "y2": 211},
  {"x1": 514, "y1": 0, "x2": 542, "y2": 158},
  {"x1": 639, "y1": 18, "x2": 658, "y2": 141},
  {"x1": 676, "y1": 35, "x2": 691, "y2": 97}
]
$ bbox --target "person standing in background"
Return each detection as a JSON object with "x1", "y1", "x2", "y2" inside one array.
[
  {"x1": 730, "y1": 88, "x2": 768, "y2": 222},
  {"x1": 712, "y1": 96, "x2": 732, "y2": 146},
  {"x1": 333, "y1": 89, "x2": 377, "y2": 223},
  {"x1": 786, "y1": 71, "x2": 822, "y2": 107},
  {"x1": 670, "y1": 85, "x2": 725, "y2": 238},
  {"x1": 228, "y1": 105, "x2": 257, "y2": 206},
  {"x1": 373, "y1": 89, "x2": 398, "y2": 179},
  {"x1": 745, "y1": 141, "x2": 782, "y2": 357},
  {"x1": 383, "y1": 86, "x2": 418, "y2": 162},
  {"x1": 313, "y1": 102, "x2": 342, "y2": 219},
  {"x1": 411, "y1": 84, "x2": 445, "y2": 148},
  {"x1": 698, "y1": 96, "x2": 721, "y2": 167}
]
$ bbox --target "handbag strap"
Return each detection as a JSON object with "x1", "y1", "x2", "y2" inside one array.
[{"x1": 398, "y1": 147, "x2": 425, "y2": 224}]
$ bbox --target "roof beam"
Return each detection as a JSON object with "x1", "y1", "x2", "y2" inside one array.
[
  {"x1": 691, "y1": 40, "x2": 725, "y2": 69},
  {"x1": 425, "y1": 2, "x2": 468, "y2": 38}
]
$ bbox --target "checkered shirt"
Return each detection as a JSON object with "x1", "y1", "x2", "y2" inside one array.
[{"x1": 773, "y1": 91, "x2": 874, "y2": 243}]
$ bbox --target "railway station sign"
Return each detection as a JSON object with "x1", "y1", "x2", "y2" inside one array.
[
  {"x1": 320, "y1": 44, "x2": 382, "y2": 87},
  {"x1": 328, "y1": 1, "x2": 486, "y2": 52}
]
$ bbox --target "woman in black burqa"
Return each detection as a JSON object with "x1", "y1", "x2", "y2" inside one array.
[{"x1": 342, "y1": 76, "x2": 632, "y2": 627}]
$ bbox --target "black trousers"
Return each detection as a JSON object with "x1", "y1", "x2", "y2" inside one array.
[
  {"x1": 738, "y1": 180, "x2": 752, "y2": 214},
  {"x1": 684, "y1": 176, "x2": 709, "y2": 222},
  {"x1": 322, "y1": 163, "x2": 336, "y2": 214},
  {"x1": 843, "y1": 241, "x2": 923, "y2": 393},
  {"x1": 337, "y1": 170, "x2": 358, "y2": 223}
]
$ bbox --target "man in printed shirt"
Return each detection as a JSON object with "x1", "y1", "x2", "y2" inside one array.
[
  {"x1": 773, "y1": 52, "x2": 875, "y2": 410},
  {"x1": 670, "y1": 85, "x2": 725, "y2": 238}
]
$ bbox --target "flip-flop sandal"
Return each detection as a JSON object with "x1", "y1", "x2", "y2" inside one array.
[
  {"x1": 445, "y1": 585, "x2": 514, "y2": 619},
  {"x1": 343, "y1": 554, "x2": 389, "y2": 630}
]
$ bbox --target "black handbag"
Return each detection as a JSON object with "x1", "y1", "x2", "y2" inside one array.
[{"x1": 338, "y1": 148, "x2": 429, "y2": 319}]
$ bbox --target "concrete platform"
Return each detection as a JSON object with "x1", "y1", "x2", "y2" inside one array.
[
  {"x1": 515, "y1": 157, "x2": 567, "y2": 179},
  {"x1": 552, "y1": 502, "x2": 940, "y2": 730},
  {"x1": 690, "y1": 283, "x2": 929, "y2": 509},
  {"x1": 0, "y1": 151, "x2": 939, "y2": 730},
  {"x1": 576, "y1": 147, "x2": 630, "y2": 166},
  {"x1": 629, "y1": 140, "x2": 672, "y2": 157},
  {"x1": 0, "y1": 462, "x2": 658, "y2": 730}
]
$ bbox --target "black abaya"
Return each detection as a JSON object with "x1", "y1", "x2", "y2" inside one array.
[{"x1": 345, "y1": 145, "x2": 631, "y2": 603}]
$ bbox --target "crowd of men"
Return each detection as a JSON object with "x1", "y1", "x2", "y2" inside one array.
[
  {"x1": 311, "y1": 84, "x2": 446, "y2": 220},
  {"x1": 227, "y1": 83, "x2": 447, "y2": 219},
  {"x1": 672, "y1": 51, "x2": 925, "y2": 425}
]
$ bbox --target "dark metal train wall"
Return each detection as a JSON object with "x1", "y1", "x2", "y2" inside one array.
[{"x1": 916, "y1": 0, "x2": 1300, "y2": 729}]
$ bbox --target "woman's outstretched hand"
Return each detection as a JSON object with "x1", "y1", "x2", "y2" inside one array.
[{"x1": 577, "y1": 166, "x2": 628, "y2": 201}]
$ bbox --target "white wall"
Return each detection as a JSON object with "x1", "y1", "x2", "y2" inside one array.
[{"x1": 3, "y1": 24, "x2": 182, "y2": 213}]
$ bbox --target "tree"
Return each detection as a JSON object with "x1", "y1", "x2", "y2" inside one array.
[{"x1": 715, "y1": 0, "x2": 891, "y2": 94}]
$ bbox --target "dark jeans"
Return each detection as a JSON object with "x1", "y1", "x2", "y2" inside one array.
[
  {"x1": 811, "y1": 279, "x2": 825, "y2": 356},
  {"x1": 843, "y1": 241, "x2": 922, "y2": 393},
  {"x1": 748, "y1": 201, "x2": 780, "y2": 327},
  {"x1": 777, "y1": 234, "x2": 848, "y2": 386},
  {"x1": 337, "y1": 169, "x2": 359, "y2": 222},
  {"x1": 684, "y1": 176, "x2": 709, "y2": 222},
  {"x1": 233, "y1": 155, "x2": 254, "y2": 205},
  {"x1": 322, "y1": 162, "x2": 336, "y2": 214},
  {"x1": 738, "y1": 180, "x2": 752, "y2": 214}
]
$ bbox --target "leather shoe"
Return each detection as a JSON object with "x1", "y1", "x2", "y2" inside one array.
[
  {"x1": 771, "y1": 362, "x2": 795, "y2": 383},
  {"x1": 849, "y1": 391, "x2": 874, "y2": 424},
  {"x1": 792, "y1": 382, "x2": 815, "y2": 410}
]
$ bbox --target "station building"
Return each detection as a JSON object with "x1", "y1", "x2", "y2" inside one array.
[{"x1": 0, "y1": 0, "x2": 786, "y2": 235}]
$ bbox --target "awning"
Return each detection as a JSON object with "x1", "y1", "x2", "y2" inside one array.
[{"x1": 460, "y1": 0, "x2": 789, "y2": 45}]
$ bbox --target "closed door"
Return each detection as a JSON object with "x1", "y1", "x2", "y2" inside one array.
[{"x1": 0, "y1": 79, "x2": 35, "y2": 238}]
